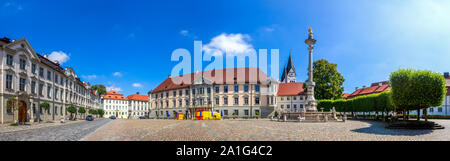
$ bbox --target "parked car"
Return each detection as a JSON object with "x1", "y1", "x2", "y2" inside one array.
[
  {"x1": 86, "y1": 115, "x2": 94, "y2": 121},
  {"x1": 110, "y1": 116, "x2": 116, "y2": 120},
  {"x1": 138, "y1": 116, "x2": 146, "y2": 119}
]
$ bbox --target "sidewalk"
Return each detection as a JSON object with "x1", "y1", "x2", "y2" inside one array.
[{"x1": 0, "y1": 119, "x2": 86, "y2": 134}]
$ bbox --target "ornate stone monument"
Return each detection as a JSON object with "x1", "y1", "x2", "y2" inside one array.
[
  {"x1": 277, "y1": 28, "x2": 341, "y2": 122},
  {"x1": 304, "y1": 27, "x2": 318, "y2": 112}
]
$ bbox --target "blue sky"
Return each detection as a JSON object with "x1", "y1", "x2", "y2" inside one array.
[{"x1": 1, "y1": 0, "x2": 449, "y2": 96}]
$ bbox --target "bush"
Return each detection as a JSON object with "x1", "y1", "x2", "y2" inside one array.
[
  {"x1": 97, "y1": 109, "x2": 105, "y2": 117},
  {"x1": 423, "y1": 115, "x2": 450, "y2": 119},
  {"x1": 9, "y1": 123, "x2": 18, "y2": 126},
  {"x1": 317, "y1": 91, "x2": 394, "y2": 114}
]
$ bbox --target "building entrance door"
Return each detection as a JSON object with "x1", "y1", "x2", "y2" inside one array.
[{"x1": 18, "y1": 101, "x2": 27, "y2": 123}]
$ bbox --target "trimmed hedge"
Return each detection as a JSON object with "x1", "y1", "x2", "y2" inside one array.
[
  {"x1": 317, "y1": 91, "x2": 394, "y2": 113},
  {"x1": 383, "y1": 114, "x2": 450, "y2": 119}
]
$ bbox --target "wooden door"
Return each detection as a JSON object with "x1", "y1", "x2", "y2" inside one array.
[{"x1": 18, "y1": 101, "x2": 27, "y2": 122}]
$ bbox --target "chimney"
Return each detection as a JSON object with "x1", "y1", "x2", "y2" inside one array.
[
  {"x1": 362, "y1": 85, "x2": 366, "y2": 89},
  {"x1": 137, "y1": 92, "x2": 140, "y2": 95},
  {"x1": 378, "y1": 82, "x2": 383, "y2": 86},
  {"x1": 444, "y1": 72, "x2": 449, "y2": 78},
  {"x1": 168, "y1": 75, "x2": 172, "y2": 78},
  {"x1": 355, "y1": 87, "x2": 359, "y2": 91},
  {"x1": 43, "y1": 54, "x2": 48, "y2": 58}
]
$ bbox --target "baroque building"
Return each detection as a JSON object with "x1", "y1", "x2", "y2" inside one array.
[
  {"x1": 101, "y1": 90, "x2": 150, "y2": 119},
  {"x1": 101, "y1": 90, "x2": 128, "y2": 119},
  {"x1": 149, "y1": 67, "x2": 278, "y2": 119},
  {"x1": 0, "y1": 37, "x2": 101, "y2": 124},
  {"x1": 126, "y1": 92, "x2": 149, "y2": 118}
]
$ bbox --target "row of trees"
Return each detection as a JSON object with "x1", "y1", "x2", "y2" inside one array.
[
  {"x1": 317, "y1": 69, "x2": 446, "y2": 122},
  {"x1": 66, "y1": 105, "x2": 105, "y2": 120}
]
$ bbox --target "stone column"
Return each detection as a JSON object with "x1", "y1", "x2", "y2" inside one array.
[
  {"x1": 1, "y1": 94, "x2": 4, "y2": 124},
  {"x1": 29, "y1": 96, "x2": 34, "y2": 123},
  {"x1": 304, "y1": 27, "x2": 318, "y2": 112},
  {"x1": 14, "y1": 95, "x2": 19, "y2": 124}
]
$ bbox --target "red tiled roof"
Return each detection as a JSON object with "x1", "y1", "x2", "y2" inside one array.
[
  {"x1": 102, "y1": 90, "x2": 126, "y2": 100},
  {"x1": 277, "y1": 83, "x2": 305, "y2": 96},
  {"x1": 343, "y1": 93, "x2": 351, "y2": 99},
  {"x1": 347, "y1": 81, "x2": 391, "y2": 99},
  {"x1": 152, "y1": 67, "x2": 270, "y2": 93},
  {"x1": 126, "y1": 94, "x2": 149, "y2": 101}
]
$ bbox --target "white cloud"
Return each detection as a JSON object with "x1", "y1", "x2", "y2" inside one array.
[
  {"x1": 180, "y1": 30, "x2": 189, "y2": 36},
  {"x1": 106, "y1": 86, "x2": 122, "y2": 92},
  {"x1": 132, "y1": 83, "x2": 143, "y2": 88},
  {"x1": 48, "y1": 51, "x2": 70, "y2": 65},
  {"x1": 202, "y1": 33, "x2": 256, "y2": 56},
  {"x1": 113, "y1": 72, "x2": 122, "y2": 77},
  {"x1": 179, "y1": 30, "x2": 198, "y2": 39},
  {"x1": 81, "y1": 75, "x2": 97, "y2": 80},
  {"x1": 262, "y1": 26, "x2": 275, "y2": 32}
]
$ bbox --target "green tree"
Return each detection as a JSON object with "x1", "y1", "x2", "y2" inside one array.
[
  {"x1": 67, "y1": 105, "x2": 77, "y2": 120},
  {"x1": 88, "y1": 109, "x2": 98, "y2": 118},
  {"x1": 97, "y1": 109, "x2": 105, "y2": 118},
  {"x1": 390, "y1": 69, "x2": 413, "y2": 120},
  {"x1": 40, "y1": 102, "x2": 50, "y2": 123},
  {"x1": 409, "y1": 70, "x2": 446, "y2": 121},
  {"x1": 304, "y1": 59, "x2": 345, "y2": 100},
  {"x1": 390, "y1": 69, "x2": 446, "y2": 121},
  {"x1": 91, "y1": 85, "x2": 107, "y2": 95},
  {"x1": 78, "y1": 107, "x2": 86, "y2": 119}
]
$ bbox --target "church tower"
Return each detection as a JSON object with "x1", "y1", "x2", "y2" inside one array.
[{"x1": 281, "y1": 51, "x2": 296, "y2": 83}]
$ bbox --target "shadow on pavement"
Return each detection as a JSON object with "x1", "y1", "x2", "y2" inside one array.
[{"x1": 351, "y1": 120, "x2": 433, "y2": 136}]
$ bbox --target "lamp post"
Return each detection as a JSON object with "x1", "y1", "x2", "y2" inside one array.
[{"x1": 304, "y1": 27, "x2": 318, "y2": 112}]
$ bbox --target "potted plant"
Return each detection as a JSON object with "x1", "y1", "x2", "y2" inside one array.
[
  {"x1": 232, "y1": 112, "x2": 236, "y2": 120},
  {"x1": 255, "y1": 111, "x2": 260, "y2": 119}
]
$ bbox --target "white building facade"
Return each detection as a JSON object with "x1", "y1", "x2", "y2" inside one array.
[
  {"x1": 101, "y1": 90, "x2": 128, "y2": 119},
  {"x1": 276, "y1": 83, "x2": 307, "y2": 113},
  {"x1": 0, "y1": 37, "x2": 101, "y2": 124},
  {"x1": 127, "y1": 92, "x2": 149, "y2": 118}
]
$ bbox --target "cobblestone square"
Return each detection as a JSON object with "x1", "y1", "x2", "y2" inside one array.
[{"x1": 83, "y1": 119, "x2": 450, "y2": 141}]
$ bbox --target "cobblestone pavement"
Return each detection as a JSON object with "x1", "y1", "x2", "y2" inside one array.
[
  {"x1": 84, "y1": 119, "x2": 450, "y2": 141},
  {"x1": 0, "y1": 119, "x2": 86, "y2": 134},
  {"x1": 0, "y1": 119, "x2": 111, "y2": 141}
]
